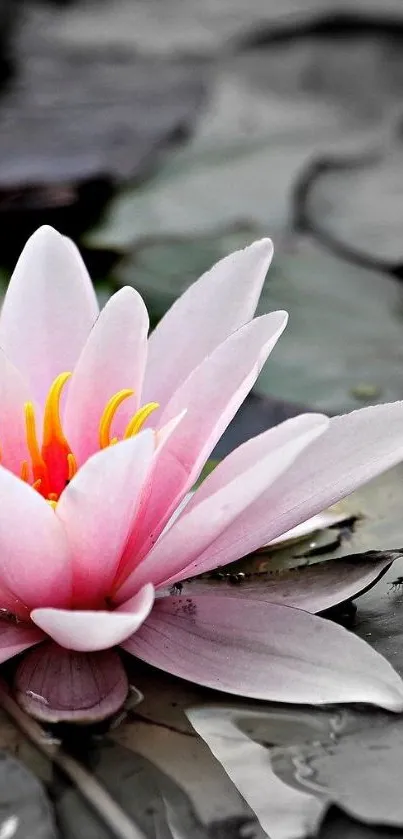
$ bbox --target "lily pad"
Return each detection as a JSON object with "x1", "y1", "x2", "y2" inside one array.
[
  {"x1": 89, "y1": 23, "x2": 403, "y2": 254},
  {"x1": 301, "y1": 122, "x2": 403, "y2": 270},
  {"x1": 0, "y1": 750, "x2": 57, "y2": 839},
  {"x1": 270, "y1": 711, "x2": 403, "y2": 829},
  {"x1": 0, "y1": 5, "x2": 205, "y2": 191},
  {"x1": 188, "y1": 701, "x2": 403, "y2": 837},
  {"x1": 53, "y1": 0, "x2": 403, "y2": 58},
  {"x1": 254, "y1": 237, "x2": 403, "y2": 413}
]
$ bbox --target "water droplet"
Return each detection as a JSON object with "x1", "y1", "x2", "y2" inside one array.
[
  {"x1": 0, "y1": 815, "x2": 19, "y2": 839},
  {"x1": 25, "y1": 691, "x2": 49, "y2": 705},
  {"x1": 292, "y1": 755, "x2": 315, "y2": 779}
]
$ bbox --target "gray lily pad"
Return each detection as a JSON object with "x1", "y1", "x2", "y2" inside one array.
[
  {"x1": 270, "y1": 708, "x2": 403, "y2": 829},
  {"x1": 89, "y1": 28, "x2": 400, "y2": 253},
  {"x1": 255, "y1": 237, "x2": 403, "y2": 413},
  {"x1": 54, "y1": 0, "x2": 403, "y2": 59},
  {"x1": 301, "y1": 122, "x2": 403, "y2": 270},
  {"x1": 0, "y1": 5, "x2": 205, "y2": 191},
  {"x1": 188, "y1": 702, "x2": 403, "y2": 835},
  {"x1": 0, "y1": 750, "x2": 57, "y2": 839}
]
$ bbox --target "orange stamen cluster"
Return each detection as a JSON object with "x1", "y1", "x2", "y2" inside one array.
[{"x1": 21, "y1": 372, "x2": 159, "y2": 507}]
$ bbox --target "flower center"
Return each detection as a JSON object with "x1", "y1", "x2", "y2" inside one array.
[{"x1": 21, "y1": 372, "x2": 159, "y2": 505}]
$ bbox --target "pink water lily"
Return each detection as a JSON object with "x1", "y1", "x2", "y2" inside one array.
[{"x1": 0, "y1": 227, "x2": 402, "y2": 722}]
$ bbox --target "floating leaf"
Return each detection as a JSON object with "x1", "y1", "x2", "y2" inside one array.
[
  {"x1": 0, "y1": 5, "x2": 205, "y2": 196},
  {"x1": 187, "y1": 705, "x2": 326, "y2": 839},
  {"x1": 255, "y1": 237, "x2": 403, "y2": 413},
  {"x1": 0, "y1": 749, "x2": 56, "y2": 839},
  {"x1": 301, "y1": 124, "x2": 403, "y2": 271}
]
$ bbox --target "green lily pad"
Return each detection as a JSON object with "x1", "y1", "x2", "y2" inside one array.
[
  {"x1": 255, "y1": 236, "x2": 403, "y2": 413},
  {"x1": 89, "y1": 29, "x2": 398, "y2": 254},
  {"x1": 302, "y1": 126, "x2": 403, "y2": 270}
]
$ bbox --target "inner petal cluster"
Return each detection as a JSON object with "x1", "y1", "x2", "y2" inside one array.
[{"x1": 19, "y1": 372, "x2": 159, "y2": 505}]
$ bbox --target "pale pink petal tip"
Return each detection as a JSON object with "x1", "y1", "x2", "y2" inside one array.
[
  {"x1": 31, "y1": 584, "x2": 155, "y2": 652},
  {"x1": 266, "y1": 509, "x2": 350, "y2": 548},
  {"x1": 13, "y1": 642, "x2": 129, "y2": 723}
]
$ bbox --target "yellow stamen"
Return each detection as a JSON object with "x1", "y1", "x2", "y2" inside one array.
[
  {"x1": 123, "y1": 402, "x2": 159, "y2": 438},
  {"x1": 20, "y1": 461, "x2": 29, "y2": 483},
  {"x1": 32, "y1": 478, "x2": 42, "y2": 492},
  {"x1": 98, "y1": 389, "x2": 134, "y2": 449},
  {"x1": 67, "y1": 452, "x2": 77, "y2": 481},
  {"x1": 42, "y1": 372, "x2": 72, "y2": 450},
  {"x1": 24, "y1": 402, "x2": 49, "y2": 491},
  {"x1": 47, "y1": 499, "x2": 57, "y2": 510}
]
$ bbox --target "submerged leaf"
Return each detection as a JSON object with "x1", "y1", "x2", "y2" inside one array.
[{"x1": 0, "y1": 750, "x2": 56, "y2": 839}]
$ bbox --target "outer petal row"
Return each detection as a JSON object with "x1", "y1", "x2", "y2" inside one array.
[
  {"x1": 117, "y1": 412, "x2": 328, "y2": 595},
  {"x1": 124, "y1": 595, "x2": 403, "y2": 712},
  {"x1": 119, "y1": 401, "x2": 403, "y2": 590}
]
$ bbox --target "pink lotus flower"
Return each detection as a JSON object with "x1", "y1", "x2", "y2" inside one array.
[{"x1": 0, "y1": 226, "x2": 402, "y2": 722}]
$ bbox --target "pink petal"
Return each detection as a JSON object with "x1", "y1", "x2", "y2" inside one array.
[
  {"x1": 0, "y1": 468, "x2": 71, "y2": 609},
  {"x1": 13, "y1": 642, "x2": 128, "y2": 723},
  {"x1": 117, "y1": 413, "x2": 328, "y2": 596},
  {"x1": 167, "y1": 401, "x2": 403, "y2": 578},
  {"x1": 175, "y1": 556, "x2": 391, "y2": 613},
  {"x1": 0, "y1": 622, "x2": 44, "y2": 665},
  {"x1": 0, "y1": 227, "x2": 99, "y2": 404},
  {"x1": 31, "y1": 584, "x2": 154, "y2": 651},
  {"x1": 266, "y1": 509, "x2": 349, "y2": 547},
  {"x1": 56, "y1": 433, "x2": 155, "y2": 608},
  {"x1": 143, "y1": 238, "x2": 273, "y2": 407},
  {"x1": 111, "y1": 412, "x2": 187, "y2": 588},
  {"x1": 0, "y1": 584, "x2": 31, "y2": 622},
  {"x1": 0, "y1": 350, "x2": 36, "y2": 475},
  {"x1": 120, "y1": 311, "x2": 288, "y2": 571},
  {"x1": 124, "y1": 595, "x2": 403, "y2": 711},
  {"x1": 64, "y1": 287, "x2": 149, "y2": 463}
]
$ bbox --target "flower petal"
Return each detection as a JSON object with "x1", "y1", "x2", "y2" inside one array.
[
  {"x1": 64, "y1": 287, "x2": 149, "y2": 462},
  {"x1": 175, "y1": 556, "x2": 392, "y2": 614},
  {"x1": 165, "y1": 402, "x2": 403, "y2": 578},
  {"x1": 0, "y1": 350, "x2": 36, "y2": 475},
  {"x1": 117, "y1": 413, "x2": 328, "y2": 595},
  {"x1": 13, "y1": 642, "x2": 128, "y2": 723},
  {"x1": 143, "y1": 238, "x2": 273, "y2": 407},
  {"x1": 124, "y1": 596, "x2": 403, "y2": 711},
  {"x1": 120, "y1": 311, "x2": 288, "y2": 569},
  {"x1": 0, "y1": 468, "x2": 71, "y2": 609},
  {"x1": 0, "y1": 622, "x2": 44, "y2": 665},
  {"x1": 0, "y1": 227, "x2": 99, "y2": 404},
  {"x1": 56, "y1": 433, "x2": 155, "y2": 608},
  {"x1": 31, "y1": 584, "x2": 155, "y2": 651},
  {"x1": 266, "y1": 510, "x2": 349, "y2": 547}
]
